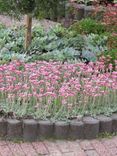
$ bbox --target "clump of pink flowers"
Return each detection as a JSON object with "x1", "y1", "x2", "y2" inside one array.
[
  {"x1": 0, "y1": 60, "x2": 117, "y2": 120},
  {"x1": 103, "y1": 5, "x2": 117, "y2": 32}
]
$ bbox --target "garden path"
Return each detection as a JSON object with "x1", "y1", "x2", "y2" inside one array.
[{"x1": 0, "y1": 136, "x2": 117, "y2": 156}]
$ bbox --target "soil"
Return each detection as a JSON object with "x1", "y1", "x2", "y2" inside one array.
[{"x1": 0, "y1": 15, "x2": 58, "y2": 31}]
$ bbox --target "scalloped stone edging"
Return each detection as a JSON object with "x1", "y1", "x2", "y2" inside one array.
[{"x1": 0, "y1": 114, "x2": 117, "y2": 142}]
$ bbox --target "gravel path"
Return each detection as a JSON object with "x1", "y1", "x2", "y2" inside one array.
[{"x1": 0, "y1": 136, "x2": 117, "y2": 156}]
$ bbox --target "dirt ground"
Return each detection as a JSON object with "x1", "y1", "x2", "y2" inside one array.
[{"x1": 0, "y1": 15, "x2": 58, "y2": 30}]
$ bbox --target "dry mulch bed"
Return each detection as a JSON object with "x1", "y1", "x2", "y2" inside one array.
[{"x1": 0, "y1": 15, "x2": 58, "y2": 30}]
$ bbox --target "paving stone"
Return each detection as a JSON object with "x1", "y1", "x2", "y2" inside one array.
[
  {"x1": 91, "y1": 140, "x2": 111, "y2": 156},
  {"x1": 0, "y1": 136, "x2": 116, "y2": 156},
  {"x1": 107, "y1": 147, "x2": 117, "y2": 156},
  {"x1": 63, "y1": 152, "x2": 75, "y2": 156},
  {"x1": 0, "y1": 141, "x2": 13, "y2": 156},
  {"x1": 80, "y1": 140, "x2": 94, "y2": 150},
  {"x1": 68, "y1": 141, "x2": 86, "y2": 156},
  {"x1": 85, "y1": 150, "x2": 99, "y2": 156},
  {"x1": 112, "y1": 136, "x2": 117, "y2": 147},
  {"x1": 8, "y1": 142, "x2": 25, "y2": 156},
  {"x1": 44, "y1": 141, "x2": 62, "y2": 155},
  {"x1": 32, "y1": 142, "x2": 48, "y2": 155},
  {"x1": 101, "y1": 139, "x2": 116, "y2": 149},
  {"x1": 101, "y1": 138, "x2": 117, "y2": 155},
  {"x1": 20, "y1": 143, "x2": 37, "y2": 156},
  {"x1": 56, "y1": 140, "x2": 72, "y2": 153}
]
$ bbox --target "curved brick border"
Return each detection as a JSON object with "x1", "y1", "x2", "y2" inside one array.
[{"x1": 0, "y1": 114, "x2": 117, "y2": 141}]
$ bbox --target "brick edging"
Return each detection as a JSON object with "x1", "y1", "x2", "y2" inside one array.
[{"x1": 0, "y1": 114, "x2": 117, "y2": 142}]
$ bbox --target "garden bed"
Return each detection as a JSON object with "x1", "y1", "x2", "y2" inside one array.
[{"x1": 0, "y1": 60, "x2": 117, "y2": 141}]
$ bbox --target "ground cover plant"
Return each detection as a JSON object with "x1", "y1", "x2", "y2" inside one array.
[
  {"x1": 0, "y1": 60, "x2": 116, "y2": 121},
  {"x1": 0, "y1": 23, "x2": 108, "y2": 64}
]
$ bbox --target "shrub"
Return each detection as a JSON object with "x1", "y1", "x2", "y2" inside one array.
[{"x1": 69, "y1": 18, "x2": 106, "y2": 35}]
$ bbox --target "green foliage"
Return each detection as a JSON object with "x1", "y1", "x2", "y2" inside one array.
[
  {"x1": 32, "y1": 25, "x2": 45, "y2": 38},
  {"x1": 29, "y1": 48, "x2": 79, "y2": 62},
  {"x1": 99, "y1": 49, "x2": 117, "y2": 70},
  {"x1": 13, "y1": 0, "x2": 36, "y2": 14},
  {"x1": 0, "y1": 26, "x2": 24, "y2": 51},
  {"x1": 28, "y1": 25, "x2": 108, "y2": 62},
  {"x1": 107, "y1": 34, "x2": 117, "y2": 50},
  {"x1": 49, "y1": 24, "x2": 67, "y2": 38},
  {"x1": 104, "y1": 49, "x2": 117, "y2": 61},
  {"x1": 69, "y1": 18, "x2": 106, "y2": 35},
  {"x1": 0, "y1": 0, "x2": 20, "y2": 17},
  {"x1": 0, "y1": 26, "x2": 27, "y2": 62},
  {"x1": 28, "y1": 24, "x2": 85, "y2": 55},
  {"x1": 0, "y1": 24, "x2": 108, "y2": 63},
  {"x1": 82, "y1": 34, "x2": 108, "y2": 62},
  {"x1": 0, "y1": 23, "x2": 5, "y2": 30},
  {"x1": 0, "y1": 0, "x2": 67, "y2": 19},
  {"x1": 98, "y1": 132, "x2": 117, "y2": 139},
  {"x1": 35, "y1": 0, "x2": 66, "y2": 20}
]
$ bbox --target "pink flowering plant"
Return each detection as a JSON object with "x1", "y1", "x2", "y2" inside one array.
[
  {"x1": 103, "y1": 5, "x2": 117, "y2": 33},
  {"x1": 0, "y1": 60, "x2": 117, "y2": 120}
]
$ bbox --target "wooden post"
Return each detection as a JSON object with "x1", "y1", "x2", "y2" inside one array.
[{"x1": 25, "y1": 14, "x2": 32, "y2": 49}]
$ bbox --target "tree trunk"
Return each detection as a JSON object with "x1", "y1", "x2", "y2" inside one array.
[{"x1": 24, "y1": 14, "x2": 32, "y2": 49}]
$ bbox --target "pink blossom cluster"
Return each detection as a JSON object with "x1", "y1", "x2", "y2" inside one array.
[
  {"x1": 103, "y1": 5, "x2": 117, "y2": 31},
  {"x1": 0, "y1": 60, "x2": 117, "y2": 110}
]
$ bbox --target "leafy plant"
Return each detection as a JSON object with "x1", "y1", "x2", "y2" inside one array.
[
  {"x1": 29, "y1": 47, "x2": 79, "y2": 62},
  {"x1": 81, "y1": 34, "x2": 108, "y2": 61},
  {"x1": 0, "y1": 23, "x2": 5, "y2": 30},
  {"x1": 99, "y1": 49, "x2": 117, "y2": 70},
  {"x1": 0, "y1": 24, "x2": 108, "y2": 63},
  {"x1": 107, "y1": 33, "x2": 117, "y2": 50},
  {"x1": 69, "y1": 18, "x2": 106, "y2": 35}
]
